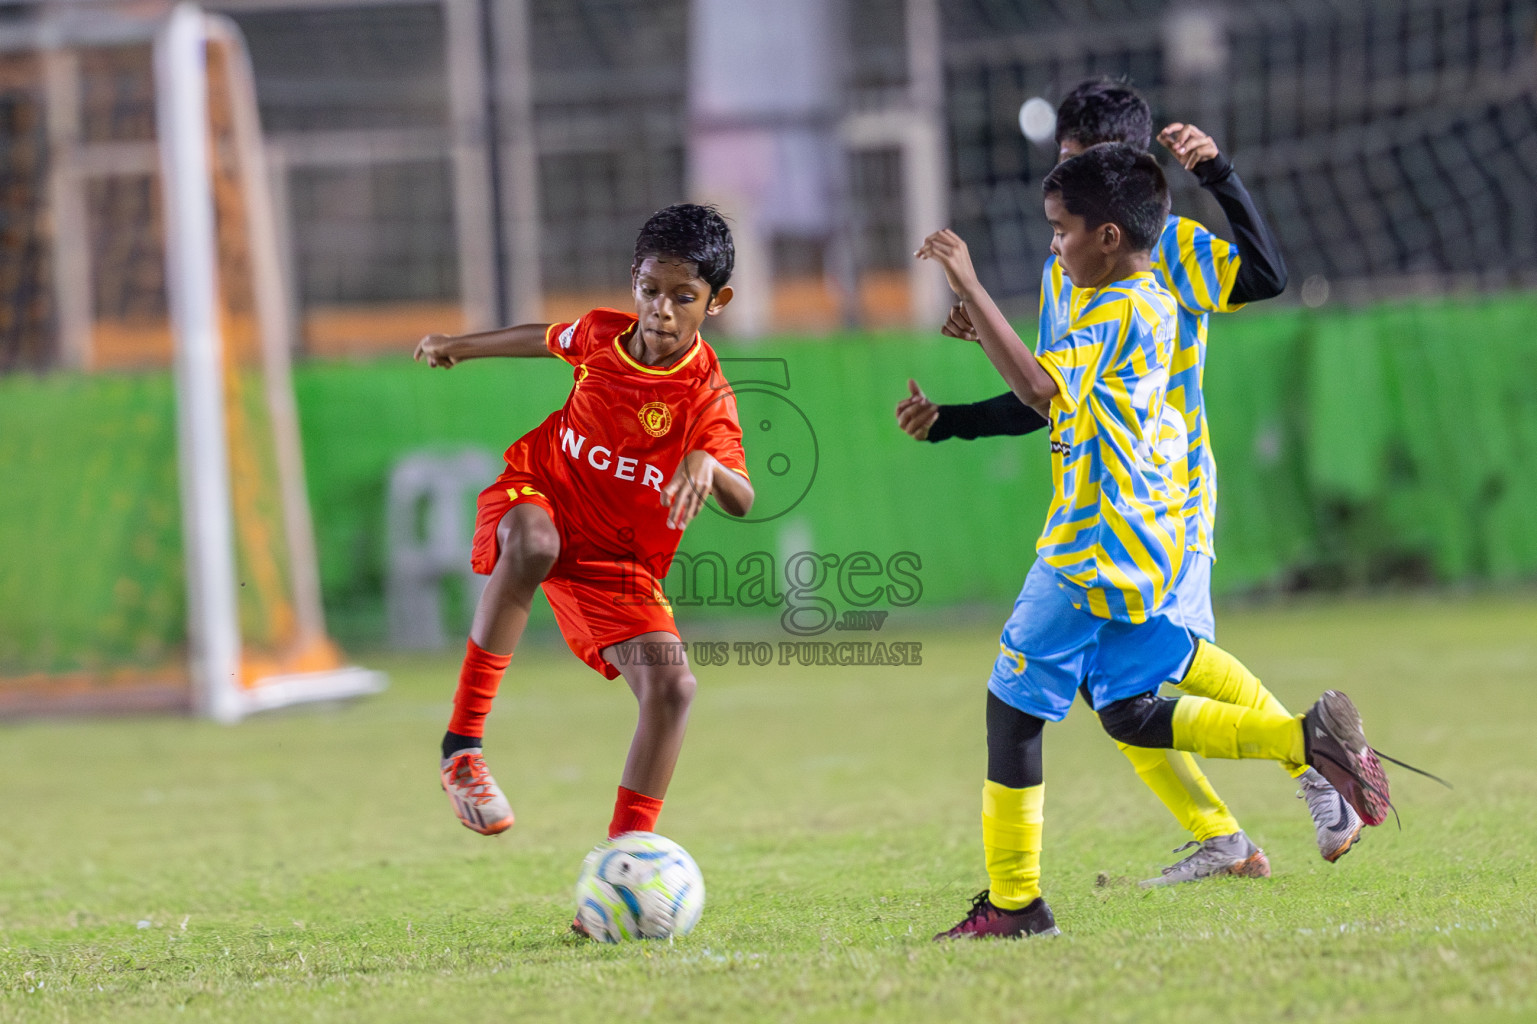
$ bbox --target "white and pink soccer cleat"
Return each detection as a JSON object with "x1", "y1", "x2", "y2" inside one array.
[{"x1": 440, "y1": 748, "x2": 515, "y2": 835}]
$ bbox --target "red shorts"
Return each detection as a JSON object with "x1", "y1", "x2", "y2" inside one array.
[{"x1": 471, "y1": 456, "x2": 677, "y2": 680}]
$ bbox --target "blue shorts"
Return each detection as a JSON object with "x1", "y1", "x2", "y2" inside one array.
[
  {"x1": 1173, "y1": 552, "x2": 1215, "y2": 643},
  {"x1": 987, "y1": 559, "x2": 1196, "y2": 722}
]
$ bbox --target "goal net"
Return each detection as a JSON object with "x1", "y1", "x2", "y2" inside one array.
[{"x1": 0, "y1": 2, "x2": 382, "y2": 720}]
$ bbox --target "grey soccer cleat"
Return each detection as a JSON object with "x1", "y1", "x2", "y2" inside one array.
[
  {"x1": 1140, "y1": 831, "x2": 1271, "y2": 888},
  {"x1": 1297, "y1": 767, "x2": 1364, "y2": 863}
]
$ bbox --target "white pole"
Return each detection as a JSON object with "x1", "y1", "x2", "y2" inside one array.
[
  {"x1": 488, "y1": 0, "x2": 542, "y2": 323},
  {"x1": 208, "y1": 15, "x2": 328, "y2": 648},
  {"x1": 905, "y1": 0, "x2": 950, "y2": 327},
  {"x1": 155, "y1": 2, "x2": 245, "y2": 723},
  {"x1": 42, "y1": 46, "x2": 94, "y2": 370},
  {"x1": 443, "y1": 0, "x2": 499, "y2": 331}
]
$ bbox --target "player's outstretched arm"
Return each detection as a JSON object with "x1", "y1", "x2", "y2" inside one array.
[
  {"x1": 915, "y1": 230, "x2": 1058, "y2": 416},
  {"x1": 660, "y1": 451, "x2": 754, "y2": 529},
  {"x1": 934, "y1": 392, "x2": 1048, "y2": 442},
  {"x1": 895, "y1": 380, "x2": 1047, "y2": 442},
  {"x1": 413, "y1": 323, "x2": 555, "y2": 368},
  {"x1": 908, "y1": 288, "x2": 1045, "y2": 441},
  {"x1": 1157, "y1": 123, "x2": 1288, "y2": 304}
]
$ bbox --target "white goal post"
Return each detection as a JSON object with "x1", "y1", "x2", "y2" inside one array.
[
  {"x1": 0, "y1": 1, "x2": 383, "y2": 721},
  {"x1": 155, "y1": 2, "x2": 383, "y2": 722}
]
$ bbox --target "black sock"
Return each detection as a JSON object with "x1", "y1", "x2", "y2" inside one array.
[{"x1": 442, "y1": 731, "x2": 482, "y2": 759}]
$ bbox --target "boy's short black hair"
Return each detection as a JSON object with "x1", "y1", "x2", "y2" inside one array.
[
  {"x1": 1042, "y1": 142, "x2": 1170, "y2": 252},
  {"x1": 633, "y1": 204, "x2": 734, "y2": 296},
  {"x1": 1054, "y1": 77, "x2": 1153, "y2": 152}
]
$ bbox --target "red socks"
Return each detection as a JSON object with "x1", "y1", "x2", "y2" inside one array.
[
  {"x1": 609, "y1": 786, "x2": 664, "y2": 838},
  {"x1": 452, "y1": 640, "x2": 663, "y2": 837},
  {"x1": 448, "y1": 638, "x2": 512, "y2": 739}
]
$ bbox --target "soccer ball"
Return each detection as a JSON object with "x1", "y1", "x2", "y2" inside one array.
[{"x1": 572, "y1": 832, "x2": 705, "y2": 942}]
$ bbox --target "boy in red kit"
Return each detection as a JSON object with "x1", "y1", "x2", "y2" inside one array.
[{"x1": 413, "y1": 204, "x2": 754, "y2": 842}]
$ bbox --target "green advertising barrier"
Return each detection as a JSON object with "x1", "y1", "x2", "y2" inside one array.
[
  {"x1": 291, "y1": 293, "x2": 1537, "y2": 642},
  {"x1": 4, "y1": 292, "x2": 1536, "y2": 654},
  {"x1": 1301, "y1": 299, "x2": 1537, "y2": 585}
]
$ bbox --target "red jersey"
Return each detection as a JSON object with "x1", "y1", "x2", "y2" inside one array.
[
  {"x1": 514, "y1": 308, "x2": 747, "y2": 577},
  {"x1": 468, "y1": 308, "x2": 746, "y2": 675}
]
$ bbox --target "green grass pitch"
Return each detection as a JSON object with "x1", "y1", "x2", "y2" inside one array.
[{"x1": 2, "y1": 597, "x2": 1533, "y2": 1023}]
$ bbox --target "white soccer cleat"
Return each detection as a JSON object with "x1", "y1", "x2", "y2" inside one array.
[
  {"x1": 440, "y1": 748, "x2": 514, "y2": 835},
  {"x1": 1140, "y1": 830, "x2": 1271, "y2": 887},
  {"x1": 1297, "y1": 767, "x2": 1364, "y2": 862}
]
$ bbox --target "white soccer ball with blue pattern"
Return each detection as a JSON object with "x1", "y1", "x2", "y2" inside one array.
[{"x1": 573, "y1": 832, "x2": 705, "y2": 942}]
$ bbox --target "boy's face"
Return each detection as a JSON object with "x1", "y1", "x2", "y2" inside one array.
[
  {"x1": 1045, "y1": 192, "x2": 1124, "y2": 288},
  {"x1": 630, "y1": 257, "x2": 732, "y2": 358}
]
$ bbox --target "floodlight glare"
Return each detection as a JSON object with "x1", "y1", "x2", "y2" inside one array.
[{"x1": 1019, "y1": 97, "x2": 1056, "y2": 144}]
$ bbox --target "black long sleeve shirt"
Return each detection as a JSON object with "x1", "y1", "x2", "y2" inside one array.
[{"x1": 926, "y1": 153, "x2": 1287, "y2": 443}]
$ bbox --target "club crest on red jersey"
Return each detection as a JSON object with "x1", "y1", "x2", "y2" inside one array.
[{"x1": 638, "y1": 401, "x2": 673, "y2": 437}]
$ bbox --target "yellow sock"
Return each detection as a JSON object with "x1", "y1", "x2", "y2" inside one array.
[
  {"x1": 1117, "y1": 742, "x2": 1240, "y2": 841},
  {"x1": 982, "y1": 780, "x2": 1044, "y2": 910},
  {"x1": 1171, "y1": 695, "x2": 1306, "y2": 764},
  {"x1": 1177, "y1": 641, "x2": 1307, "y2": 776}
]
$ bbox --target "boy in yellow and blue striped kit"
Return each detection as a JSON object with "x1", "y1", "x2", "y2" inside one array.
[
  {"x1": 917, "y1": 144, "x2": 1390, "y2": 939},
  {"x1": 899, "y1": 79, "x2": 1364, "y2": 887}
]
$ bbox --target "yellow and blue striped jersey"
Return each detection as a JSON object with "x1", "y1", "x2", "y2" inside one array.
[
  {"x1": 1151, "y1": 216, "x2": 1241, "y2": 558},
  {"x1": 1038, "y1": 214, "x2": 1241, "y2": 560},
  {"x1": 1033, "y1": 271, "x2": 1187, "y2": 623}
]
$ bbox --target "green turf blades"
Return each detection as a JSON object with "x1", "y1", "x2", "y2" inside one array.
[{"x1": 0, "y1": 602, "x2": 1530, "y2": 1022}]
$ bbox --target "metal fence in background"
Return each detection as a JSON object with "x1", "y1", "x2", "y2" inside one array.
[
  {"x1": 233, "y1": 3, "x2": 457, "y2": 315},
  {"x1": 2, "y1": 0, "x2": 1535, "y2": 372},
  {"x1": 946, "y1": 0, "x2": 1537, "y2": 305}
]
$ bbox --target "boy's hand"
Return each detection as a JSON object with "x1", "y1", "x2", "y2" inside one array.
[
  {"x1": 895, "y1": 379, "x2": 940, "y2": 441},
  {"x1": 414, "y1": 333, "x2": 459, "y2": 368},
  {"x1": 1158, "y1": 122, "x2": 1220, "y2": 171},
  {"x1": 941, "y1": 302, "x2": 979, "y2": 342},
  {"x1": 915, "y1": 230, "x2": 981, "y2": 299},
  {"x1": 661, "y1": 450, "x2": 717, "y2": 530}
]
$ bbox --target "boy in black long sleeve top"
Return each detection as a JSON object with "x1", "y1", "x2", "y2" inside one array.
[{"x1": 897, "y1": 122, "x2": 1286, "y2": 443}]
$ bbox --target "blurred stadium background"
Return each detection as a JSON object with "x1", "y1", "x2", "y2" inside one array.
[{"x1": 1, "y1": 0, "x2": 1535, "y2": 717}]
